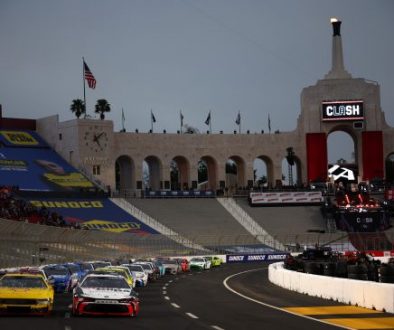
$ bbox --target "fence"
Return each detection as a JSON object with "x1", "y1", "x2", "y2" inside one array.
[{"x1": 1, "y1": 218, "x2": 394, "y2": 269}]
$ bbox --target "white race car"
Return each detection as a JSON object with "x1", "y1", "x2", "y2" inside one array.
[{"x1": 72, "y1": 273, "x2": 140, "y2": 317}]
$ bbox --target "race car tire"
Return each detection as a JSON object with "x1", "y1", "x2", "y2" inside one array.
[
  {"x1": 380, "y1": 275, "x2": 394, "y2": 283},
  {"x1": 379, "y1": 264, "x2": 394, "y2": 276},
  {"x1": 348, "y1": 273, "x2": 368, "y2": 281},
  {"x1": 303, "y1": 262, "x2": 319, "y2": 274},
  {"x1": 347, "y1": 264, "x2": 368, "y2": 275},
  {"x1": 323, "y1": 262, "x2": 336, "y2": 276}
]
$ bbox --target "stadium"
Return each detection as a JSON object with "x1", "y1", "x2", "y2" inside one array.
[{"x1": 1, "y1": 14, "x2": 394, "y2": 330}]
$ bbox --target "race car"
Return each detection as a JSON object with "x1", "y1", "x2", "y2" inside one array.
[
  {"x1": 206, "y1": 256, "x2": 222, "y2": 267},
  {"x1": 94, "y1": 266, "x2": 135, "y2": 288},
  {"x1": 203, "y1": 257, "x2": 212, "y2": 269},
  {"x1": 161, "y1": 259, "x2": 181, "y2": 275},
  {"x1": 72, "y1": 273, "x2": 140, "y2": 317},
  {"x1": 189, "y1": 257, "x2": 206, "y2": 271},
  {"x1": 0, "y1": 273, "x2": 54, "y2": 315},
  {"x1": 121, "y1": 264, "x2": 148, "y2": 287},
  {"x1": 41, "y1": 264, "x2": 73, "y2": 293}
]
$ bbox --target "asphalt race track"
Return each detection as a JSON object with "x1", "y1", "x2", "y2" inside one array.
[{"x1": 1, "y1": 262, "x2": 394, "y2": 330}]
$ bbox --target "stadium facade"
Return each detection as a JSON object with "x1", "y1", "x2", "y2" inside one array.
[{"x1": 30, "y1": 19, "x2": 394, "y2": 193}]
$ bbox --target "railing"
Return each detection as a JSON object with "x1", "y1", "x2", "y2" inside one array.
[
  {"x1": 217, "y1": 197, "x2": 286, "y2": 251},
  {"x1": 1, "y1": 217, "x2": 393, "y2": 269},
  {"x1": 110, "y1": 197, "x2": 208, "y2": 252}
]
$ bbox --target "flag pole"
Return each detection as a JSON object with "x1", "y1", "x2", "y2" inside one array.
[
  {"x1": 180, "y1": 110, "x2": 183, "y2": 134},
  {"x1": 239, "y1": 111, "x2": 241, "y2": 134},
  {"x1": 82, "y1": 57, "x2": 87, "y2": 118},
  {"x1": 209, "y1": 110, "x2": 212, "y2": 133},
  {"x1": 151, "y1": 109, "x2": 153, "y2": 133}
]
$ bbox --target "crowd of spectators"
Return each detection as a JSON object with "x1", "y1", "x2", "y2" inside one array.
[{"x1": 0, "y1": 186, "x2": 83, "y2": 229}]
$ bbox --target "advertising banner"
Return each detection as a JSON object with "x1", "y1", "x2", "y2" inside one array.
[
  {"x1": 28, "y1": 198, "x2": 159, "y2": 234},
  {"x1": 145, "y1": 190, "x2": 215, "y2": 198},
  {"x1": 249, "y1": 191, "x2": 323, "y2": 205},
  {"x1": 0, "y1": 145, "x2": 93, "y2": 191},
  {"x1": 0, "y1": 130, "x2": 49, "y2": 147},
  {"x1": 226, "y1": 253, "x2": 289, "y2": 263}
]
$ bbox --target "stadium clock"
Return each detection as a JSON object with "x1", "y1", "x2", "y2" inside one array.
[{"x1": 84, "y1": 126, "x2": 109, "y2": 153}]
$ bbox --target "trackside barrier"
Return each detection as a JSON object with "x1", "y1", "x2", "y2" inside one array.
[
  {"x1": 269, "y1": 262, "x2": 394, "y2": 313},
  {"x1": 226, "y1": 253, "x2": 289, "y2": 263}
]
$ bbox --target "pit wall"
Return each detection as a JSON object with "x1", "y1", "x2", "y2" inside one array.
[{"x1": 269, "y1": 262, "x2": 394, "y2": 313}]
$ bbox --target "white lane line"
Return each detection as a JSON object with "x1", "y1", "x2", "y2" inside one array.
[
  {"x1": 186, "y1": 312, "x2": 199, "y2": 319},
  {"x1": 162, "y1": 286, "x2": 167, "y2": 290},
  {"x1": 211, "y1": 326, "x2": 224, "y2": 330},
  {"x1": 65, "y1": 326, "x2": 72, "y2": 330},
  {"x1": 169, "y1": 280, "x2": 173, "y2": 283},
  {"x1": 223, "y1": 268, "x2": 351, "y2": 330},
  {"x1": 164, "y1": 296, "x2": 170, "y2": 300},
  {"x1": 171, "y1": 303, "x2": 180, "y2": 308},
  {"x1": 163, "y1": 291, "x2": 167, "y2": 295}
]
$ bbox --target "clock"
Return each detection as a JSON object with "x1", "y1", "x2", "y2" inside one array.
[{"x1": 84, "y1": 126, "x2": 109, "y2": 152}]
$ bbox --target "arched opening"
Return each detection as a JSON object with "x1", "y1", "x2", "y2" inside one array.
[
  {"x1": 386, "y1": 153, "x2": 394, "y2": 185},
  {"x1": 198, "y1": 156, "x2": 217, "y2": 190},
  {"x1": 171, "y1": 156, "x2": 190, "y2": 190},
  {"x1": 143, "y1": 156, "x2": 162, "y2": 190},
  {"x1": 281, "y1": 153, "x2": 300, "y2": 187},
  {"x1": 115, "y1": 155, "x2": 134, "y2": 192},
  {"x1": 254, "y1": 156, "x2": 274, "y2": 188},
  {"x1": 225, "y1": 156, "x2": 245, "y2": 191},
  {"x1": 327, "y1": 130, "x2": 357, "y2": 185}
]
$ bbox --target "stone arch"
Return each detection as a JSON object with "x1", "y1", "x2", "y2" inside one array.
[
  {"x1": 171, "y1": 155, "x2": 190, "y2": 190},
  {"x1": 144, "y1": 155, "x2": 162, "y2": 190},
  {"x1": 225, "y1": 155, "x2": 246, "y2": 189},
  {"x1": 385, "y1": 153, "x2": 394, "y2": 184},
  {"x1": 327, "y1": 128, "x2": 358, "y2": 183},
  {"x1": 115, "y1": 155, "x2": 135, "y2": 192},
  {"x1": 254, "y1": 155, "x2": 274, "y2": 188},
  {"x1": 198, "y1": 155, "x2": 218, "y2": 190}
]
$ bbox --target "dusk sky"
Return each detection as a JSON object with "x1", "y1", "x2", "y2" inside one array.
[{"x1": 1, "y1": 0, "x2": 393, "y2": 164}]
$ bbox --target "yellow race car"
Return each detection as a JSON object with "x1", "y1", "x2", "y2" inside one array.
[{"x1": 0, "y1": 273, "x2": 54, "y2": 315}]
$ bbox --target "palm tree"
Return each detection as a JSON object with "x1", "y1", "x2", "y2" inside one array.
[
  {"x1": 70, "y1": 99, "x2": 85, "y2": 119},
  {"x1": 95, "y1": 99, "x2": 111, "y2": 120}
]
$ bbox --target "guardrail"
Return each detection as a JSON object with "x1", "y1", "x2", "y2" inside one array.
[{"x1": 269, "y1": 262, "x2": 394, "y2": 313}]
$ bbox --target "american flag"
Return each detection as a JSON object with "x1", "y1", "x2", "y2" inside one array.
[{"x1": 83, "y1": 61, "x2": 96, "y2": 89}]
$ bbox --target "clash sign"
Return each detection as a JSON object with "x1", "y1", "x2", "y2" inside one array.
[{"x1": 322, "y1": 100, "x2": 364, "y2": 121}]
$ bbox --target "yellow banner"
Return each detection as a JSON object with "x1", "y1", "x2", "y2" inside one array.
[
  {"x1": 82, "y1": 220, "x2": 142, "y2": 233},
  {"x1": 43, "y1": 172, "x2": 94, "y2": 188},
  {"x1": 0, "y1": 131, "x2": 38, "y2": 145}
]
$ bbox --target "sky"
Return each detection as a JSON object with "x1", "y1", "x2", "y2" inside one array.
[{"x1": 1, "y1": 0, "x2": 393, "y2": 164}]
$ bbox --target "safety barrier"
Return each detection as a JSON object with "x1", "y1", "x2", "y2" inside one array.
[{"x1": 269, "y1": 262, "x2": 394, "y2": 313}]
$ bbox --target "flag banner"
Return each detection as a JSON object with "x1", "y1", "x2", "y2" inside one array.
[
  {"x1": 151, "y1": 111, "x2": 156, "y2": 123},
  {"x1": 83, "y1": 61, "x2": 96, "y2": 89},
  {"x1": 205, "y1": 112, "x2": 211, "y2": 125},
  {"x1": 235, "y1": 112, "x2": 241, "y2": 125},
  {"x1": 180, "y1": 111, "x2": 184, "y2": 126},
  {"x1": 268, "y1": 114, "x2": 271, "y2": 133}
]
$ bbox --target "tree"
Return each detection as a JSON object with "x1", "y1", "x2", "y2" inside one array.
[
  {"x1": 95, "y1": 99, "x2": 111, "y2": 120},
  {"x1": 70, "y1": 99, "x2": 85, "y2": 119}
]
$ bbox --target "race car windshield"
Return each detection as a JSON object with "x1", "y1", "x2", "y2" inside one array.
[
  {"x1": 65, "y1": 264, "x2": 80, "y2": 273},
  {"x1": 44, "y1": 268, "x2": 69, "y2": 276},
  {"x1": 82, "y1": 277, "x2": 130, "y2": 289},
  {"x1": 0, "y1": 276, "x2": 47, "y2": 288},
  {"x1": 127, "y1": 265, "x2": 144, "y2": 272}
]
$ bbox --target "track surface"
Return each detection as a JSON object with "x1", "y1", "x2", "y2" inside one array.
[{"x1": 1, "y1": 263, "x2": 394, "y2": 330}]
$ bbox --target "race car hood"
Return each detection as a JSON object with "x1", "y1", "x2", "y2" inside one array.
[
  {"x1": 79, "y1": 287, "x2": 132, "y2": 299},
  {"x1": 0, "y1": 288, "x2": 53, "y2": 300}
]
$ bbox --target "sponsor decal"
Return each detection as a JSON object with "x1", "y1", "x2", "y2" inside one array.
[
  {"x1": 328, "y1": 164, "x2": 355, "y2": 181},
  {"x1": 0, "y1": 159, "x2": 28, "y2": 171},
  {"x1": 295, "y1": 198, "x2": 308, "y2": 201},
  {"x1": 0, "y1": 131, "x2": 39, "y2": 146},
  {"x1": 279, "y1": 193, "x2": 291, "y2": 197},
  {"x1": 282, "y1": 198, "x2": 293, "y2": 202},
  {"x1": 82, "y1": 220, "x2": 142, "y2": 233},
  {"x1": 227, "y1": 255, "x2": 245, "y2": 262},
  {"x1": 43, "y1": 172, "x2": 94, "y2": 188},
  {"x1": 30, "y1": 200, "x2": 104, "y2": 208}
]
